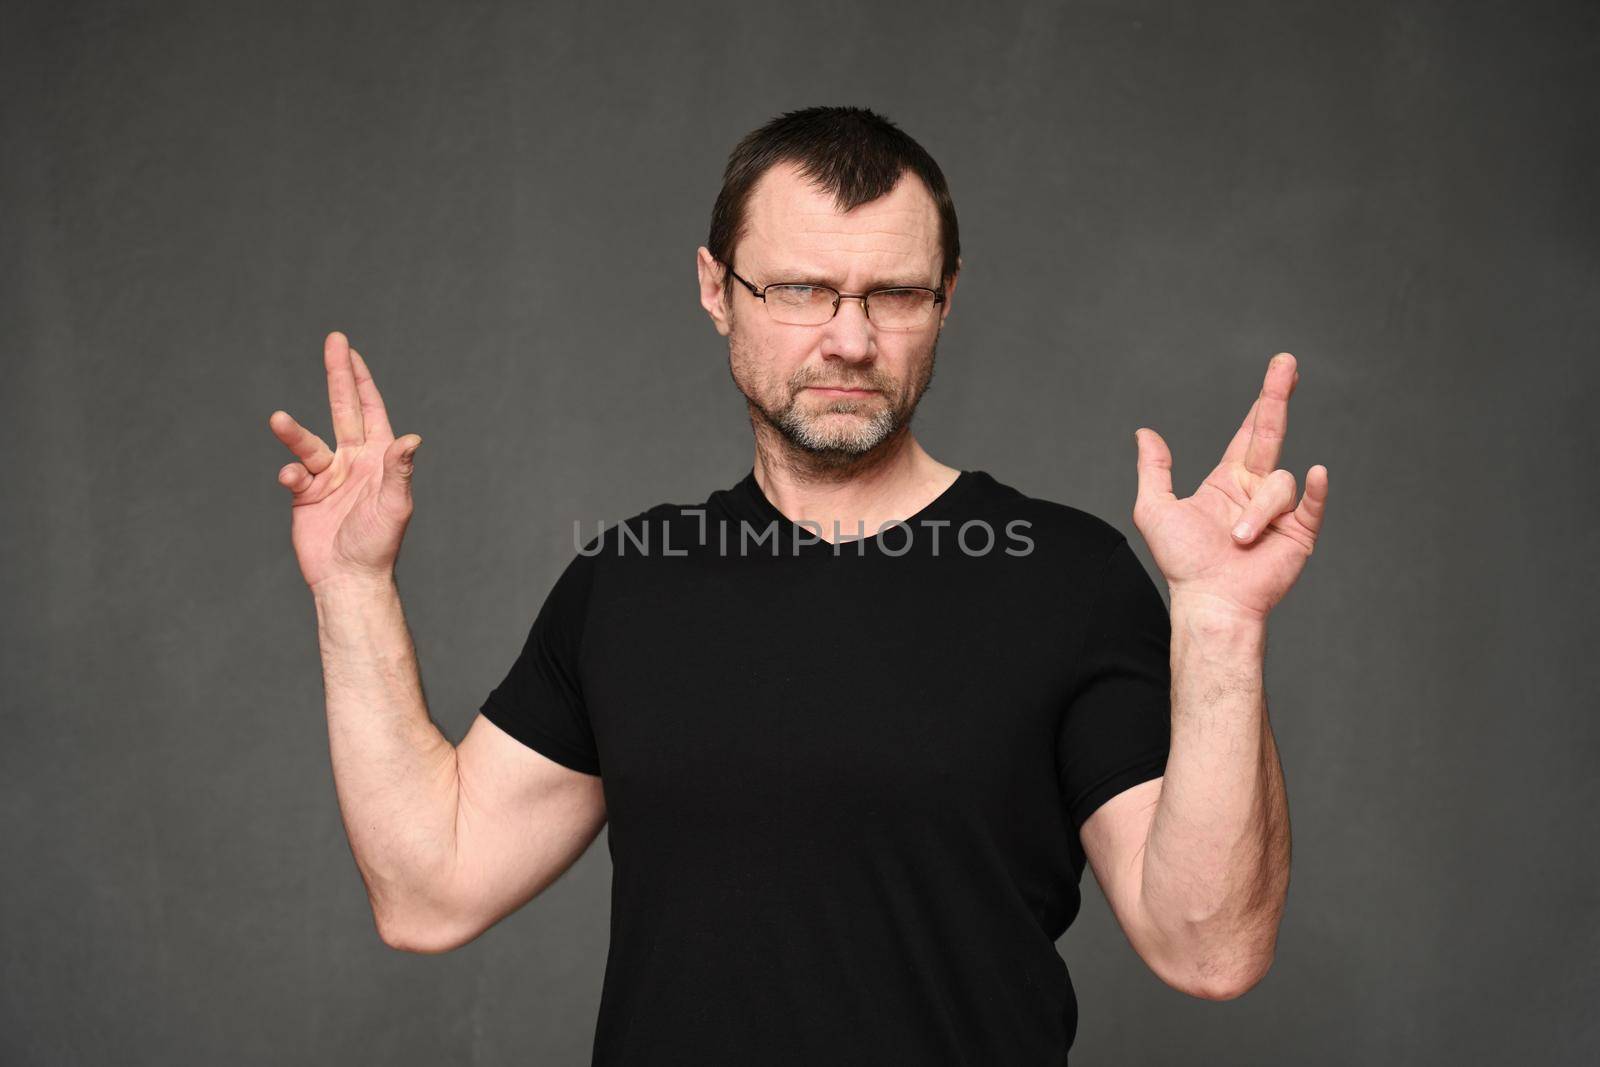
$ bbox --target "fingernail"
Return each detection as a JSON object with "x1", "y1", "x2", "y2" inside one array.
[{"x1": 1232, "y1": 520, "x2": 1252, "y2": 540}]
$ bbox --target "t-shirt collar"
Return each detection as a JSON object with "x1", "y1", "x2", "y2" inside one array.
[{"x1": 722, "y1": 466, "x2": 978, "y2": 551}]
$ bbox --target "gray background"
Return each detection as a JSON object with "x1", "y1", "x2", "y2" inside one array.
[{"x1": 3, "y1": 0, "x2": 1596, "y2": 1063}]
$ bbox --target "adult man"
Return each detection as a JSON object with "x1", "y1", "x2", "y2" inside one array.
[{"x1": 268, "y1": 106, "x2": 1328, "y2": 1063}]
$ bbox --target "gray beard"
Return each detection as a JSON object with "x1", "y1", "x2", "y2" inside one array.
[
  {"x1": 725, "y1": 302, "x2": 940, "y2": 469},
  {"x1": 771, "y1": 392, "x2": 900, "y2": 456}
]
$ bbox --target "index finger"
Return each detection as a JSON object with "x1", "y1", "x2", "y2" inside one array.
[
  {"x1": 348, "y1": 347, "x2": 394, "y2": 440},
  {"x1": 1227, "y1": 353, "x2": 1298, "y2": 476}
]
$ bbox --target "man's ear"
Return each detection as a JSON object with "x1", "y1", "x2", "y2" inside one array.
[
  {"x1": 938, "y1": 260, "x2": 961, "y2": 326},
  {"x1": 696, "y1": 246, "x2": 732, "y2": 337}
]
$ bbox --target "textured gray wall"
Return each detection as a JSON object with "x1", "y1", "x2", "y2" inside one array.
[{"x1": 3, "y1": 1, "x2": 1596, "y2": 1063}]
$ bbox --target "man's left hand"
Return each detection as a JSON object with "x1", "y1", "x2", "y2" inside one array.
[{"x1": 1132, "y1": 352, "x2": 1330, "y2": 624}]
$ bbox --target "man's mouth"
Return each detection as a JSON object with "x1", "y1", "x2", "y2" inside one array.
[{"x1": 803, "y1": 385, "x2": 878, "y2": 395}]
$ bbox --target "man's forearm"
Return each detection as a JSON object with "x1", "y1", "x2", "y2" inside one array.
[
  {"x1": 1138, "y1": 592, "x2": 1290, "y2": 994},
  {"x1": 312, "y1": 575, "x2": 461, "y2": 936}
]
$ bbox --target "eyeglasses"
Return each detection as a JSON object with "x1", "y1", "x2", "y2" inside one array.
[{"x1": 722, "y1": 262, "x2": 945, "y2": 330}]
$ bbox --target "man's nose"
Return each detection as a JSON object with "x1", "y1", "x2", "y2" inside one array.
[{"x1": 820, "y1": 296, "x2": 874, "y2": 362}]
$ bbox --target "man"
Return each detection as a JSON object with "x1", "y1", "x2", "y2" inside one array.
[{"x1": 268, "y1": 106, "x2": 1328, "y2": 1064}]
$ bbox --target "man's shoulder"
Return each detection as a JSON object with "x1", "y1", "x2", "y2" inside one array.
[{"x1": 966, "y1": 469, "x2": 1132, "y2": 558}]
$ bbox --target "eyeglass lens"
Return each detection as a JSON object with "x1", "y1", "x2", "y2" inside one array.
[{"x1": 764, "y1": 285, "x2": 935, "y2": 328}]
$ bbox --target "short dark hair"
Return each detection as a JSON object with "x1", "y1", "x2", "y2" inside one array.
[{"x1": 706, "y1": 106, "x2": 961, "y2": 301}]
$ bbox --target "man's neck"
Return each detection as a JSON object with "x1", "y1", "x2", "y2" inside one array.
[{"x1": 749, "y1": 428, "x2": 962, "y2": 544}]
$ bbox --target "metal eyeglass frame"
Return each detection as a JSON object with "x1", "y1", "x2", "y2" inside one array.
[{"x1": 722, "y1": 262, "x2": 945, "y2": 329}]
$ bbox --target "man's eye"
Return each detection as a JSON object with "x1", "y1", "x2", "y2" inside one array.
[{"x1": 769, "y1": 285, "x2": 824, "y2": 307}]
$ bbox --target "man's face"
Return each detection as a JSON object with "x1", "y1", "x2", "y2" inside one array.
[{"x1": 697, "y1": 161, "x2": 958, "y2": 466}]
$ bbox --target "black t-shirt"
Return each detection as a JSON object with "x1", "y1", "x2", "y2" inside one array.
[{"x1": 479, "y1": 467, "x2": 1172, "y2": 1065}]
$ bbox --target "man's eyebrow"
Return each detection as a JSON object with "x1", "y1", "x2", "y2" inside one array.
[{"x1": 769, "y1": 270, "x2": 937, "y2": 289}]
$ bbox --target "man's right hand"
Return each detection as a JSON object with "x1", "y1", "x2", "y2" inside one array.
[{"x1": 268, "y1": 331, "x2": 423, "y2": 593}]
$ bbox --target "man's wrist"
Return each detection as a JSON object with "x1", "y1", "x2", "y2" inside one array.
[
  {"x1": 1168, "y1": 588, "x2": 1268, "y2": 658},
  {"x1": 311, "y1": 570, "x2": 400, "y2": 608}
]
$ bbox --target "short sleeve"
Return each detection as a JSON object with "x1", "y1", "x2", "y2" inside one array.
[
  {"x1": 1057, "y1": 537, "x2": 1172, "y2": 830},
  {"x1": 479, "y1": 546, "x2": 602, "y2": 776}
]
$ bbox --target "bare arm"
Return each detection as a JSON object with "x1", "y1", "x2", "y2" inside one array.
[
  {"x1": 275, "y1": 332, "x2": 606, "y2": 954},
  {"x1": 313, "y1": 573, "x2": 607, "y2": 953},
  {"x1": 1081, "y1": 599, "x2": 1287, "y2": 999},
  {"x1": 312, "y1": 573, "x2": 459, "y2": 944},
  {"x1": 1083, "y1": 352, "x2": 1327, "y2": 999}
]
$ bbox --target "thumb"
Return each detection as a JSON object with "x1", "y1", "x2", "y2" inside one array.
[
  {"x1": 381, "y1": 434, "x2": 422, "y2": 499},
  {"x1": 1133, "y1": 427, "x2": 1175, "y2": 512}
]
